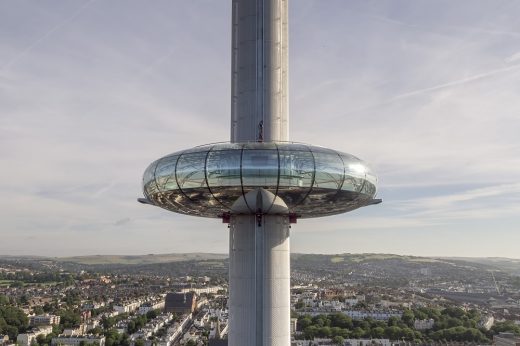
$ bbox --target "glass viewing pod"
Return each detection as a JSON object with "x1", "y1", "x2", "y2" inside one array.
[{"x1": 141, "y1": 142, "x2": 380, "y2": 219}]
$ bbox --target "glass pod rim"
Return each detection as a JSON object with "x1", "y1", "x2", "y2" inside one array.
[{"x1": 141, "y1": 141, "x2": 380, "y2": 219}]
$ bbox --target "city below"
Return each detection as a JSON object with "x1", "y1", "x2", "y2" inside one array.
[{"x1": 1, "y1": 253, "x2": 520, "y2": 346}]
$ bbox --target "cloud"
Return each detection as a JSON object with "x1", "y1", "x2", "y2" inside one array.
[
  {"x1": 390, "y1": 64, "x2": 520, "y2": 101},
  {"x1": 0, "y1": 0, "x2": 97, "y2": 73},
  {"x1": 1, "y1": 1, "x2": 519, "y2": 257},
  {"x1": 406, "y1": 183, "x2": 520, "y2": 209},
  {"x1": 114, "y1": 217, "x2": 131, "y2": 226},
  {"x1": 381, "y1": 183, "x2": 520, "y2": 227},
  {"x1": 505, "y1": 51, "x2": 520, "y2": 64}
]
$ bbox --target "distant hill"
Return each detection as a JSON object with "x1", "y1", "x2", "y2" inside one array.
[
  {"x1": 3, "y1": 253, "x2": 520, "y2": 280},
  {"x1": 442, "y1": 257, "x2": 520, "y2": 275},
  {"x1": 291, "y1": 253, "x2": 440, "y2": 263},
  {"x1": 4, "y1": 252, "x2": 519, "y2": 269},
  {"x1": 53, "y1": 253, "x2": 227, "y2": 265}
]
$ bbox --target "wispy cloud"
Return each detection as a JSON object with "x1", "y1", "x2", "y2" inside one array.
[
  {"x1": 505, "y1": 51, "x2": 520, "y2": 63},
  {"x1": 391, "y1": 64, "x2": 520, "y2": 100},
  {"x1": 0, "y1": 0, "x2": 97, "y2": 73},
  {"x1": 1, "y1": 1, "x2": 519, "y2": 257}
]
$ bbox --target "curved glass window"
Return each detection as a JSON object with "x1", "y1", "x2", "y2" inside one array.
[
  {"x1": 341, "y1": 153, "x2": 366, "y2": 193},
  {"x1": 142, "y1": 142, "x2": 379, "y2": 218},
  {"x1": 143, "y1": 161, "x2": 160, "y2": 199},
  {"x1": 277, "y1": 148, "x2": 314, "y2": 207},
  {"x1": 206, "y1": 149, "x2": 243, "y2": 208},
  {"x1": 176, "y1": 152, "x2": 207, "y2": 191},
  {"x1": 241, "y1": 149, "x2": 279, "y2": 190},
  {"x1": 312, "y1": 148, "x2": 344, "y2": 190},
  {"x1": 362, "y1": 163, "x2": 378, "y2": 196},
  {"x1": 155, "y1": 155, "x2": 180, "y2": 192}
]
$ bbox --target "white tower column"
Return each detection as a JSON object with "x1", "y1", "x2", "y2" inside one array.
[
  {"x1": 231, "y1": 0, "x2": 289, "y2": 143},
  {"x1": 228, "y1": 1, "x2": 290, "y2": 344},
  {"x1": 229, "y1": 215, "x2": 290, "y2": 345}
]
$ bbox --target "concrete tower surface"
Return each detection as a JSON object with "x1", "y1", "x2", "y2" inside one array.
[
  {"x1": 230, "y1": 0, "x2": 289, "y2": 143},
  {"x1": 140, "y1": 1, "x2": 381, "y2": 345},
  {"x1": 230, "y1": 1, "x2": 290, "y2": 345}
]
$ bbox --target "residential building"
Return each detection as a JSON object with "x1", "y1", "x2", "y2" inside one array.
[
  {"x1": 17, "y1": 326, "x2": 54, "y2": 346},
  {"x1": 113, "y1": 300, "x2": 141, "y2": 314},
  {"x1": 16, "y1": 334, "x2": 37, "y2": 346},
  {"x1": 51, "y1": 336, "x2": 105, "y2": 346},
  {"x1": 29, "y1": 315, "x2": 60, "y2": 326},
  {"x1": 414, "y1": 318, "x2": 435, "y2": 330},
  {"x1": 138, "y1": 300, "x2": 165, "y2": 315},
  {"x1": 343, "y1": 310, "x2": 402, "y2": 321},
  {"x1": 179, "y1": 286, "x2": 223, "y2": 295},
  {"x1": 345, "y1": 339, "x2": 391, "y2": 346}
]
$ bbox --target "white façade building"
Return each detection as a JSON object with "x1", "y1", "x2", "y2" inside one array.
[
  {"x1": 51, "y1": 336, "x2": 105, "y2": 346},
  {"x1": 29, "y1": 315, "x2": 60, "y2": 326},
  {"x1": 17, "y1": 326, "x2": 54, "y2": 346},
  {"x1": 414, "y1": 318, "x2": 435, "y2": 330},
  {"x1": 138, "y1": 300, "x2": 165, "y2": 315},
  {"x1": 113, "y1": 300, "x2": 142, "y2": 314}
]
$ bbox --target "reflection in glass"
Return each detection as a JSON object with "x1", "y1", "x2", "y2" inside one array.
[
  {"x1": 312, "y1": 149, "x2": 344, "y2": 190},
  {"x1": 176, "y1": 152, "x2": 207, "y2": 191},
  {"x1": 143, "y1": 161, "x2": 159, "y2": 199},
  {"x1": 207, "y1": 149, "x2": 242, "y2": 208},
  {"x1": 278, "y1": 149, "x2": 314, "y2": 208},
  {"x1": 142, "y1": 142, "x2": 378, "y2": 218},
  {"x1": 241, "y1": 149, "x2": 279, "y2": 190},
  {"x1": 155, "y1": 155, "x2": 180, "y2": 192}
]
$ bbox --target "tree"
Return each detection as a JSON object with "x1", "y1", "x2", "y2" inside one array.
[
  {"x1": 401, "y1": 327, "x2": 415, "y2": 341},
  {"x1": 442, "y1": 307, "x2": 465, "y2": 319},
  {"x1": 33, "y1": 306, "x2": 45, "y2": 315},
  {"x1": 303, "y1": 325, "x2": 318, "y2": 339},
  {"x1": 330, "y1": 313, "x2": 352, "y2": 329},
  {"x1": 120, "y1": 333, "x2": 130, "y2": 346},
  {"x1": 5, "y1": 325, "x2": 19, "y2": 341},
  {"x1": 401, "y1": 309, "x2": 414, "y2": 328},
  {"x1": 127, "y1": 321, "x2": 136, "y2": 334},
  {"x1": 387, "y1": 316, "x2": 399, "y2": 327},
  {"x1": 491, "y1": 321, "x2": 520, "y2": 335},
  {"x1": 297, "y1": 316, "x2": 312, "y2": 331},
  {"x1": 318, "y1": 326, "x2": 331, "y2": 338},
  {"x1": 36, "y1": 334, "x2": 46, "y2": 346},
  {"x1": 312, "y1": 315, "x2": 329, "y2": 327},
  {"x1": 332, "y1": 335, "x2": 345, "y2": 345},
  {"x1": 58, "y1": 310, "x2": 81, "y2": 328},
  {"x1": 372, "y1": 326, "x2": 385, "y2": 338},
  {"x1": 88, "y1": 327, "x2": 103, "y2": 335},
  {"x1": 146, "y1": 310, "x2": 157, "y2": 320},
  {"x1": 351, "y1": 327, "x2": 365, "y2": 339},
  {"x1": 0, "y1": 305, "x2": 29, "y2": 338},
  {"x1": 0, "y1": 295, "x2": 9, "y2": 305},
  {"x1": 384, "y1": 326, "x2": 402, "y2": 340}
]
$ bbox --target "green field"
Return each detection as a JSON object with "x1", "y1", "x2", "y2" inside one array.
[
  {"x1": 0, "y1": 280, "x2": 16, "y2": 286},
  {"x1": 330, "y1": 256, "x2": 345, "y2": 263}
]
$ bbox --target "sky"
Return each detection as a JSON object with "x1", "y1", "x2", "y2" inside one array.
[{"x1": 1, "y1": 0, "x2": 520, "y2": 258}]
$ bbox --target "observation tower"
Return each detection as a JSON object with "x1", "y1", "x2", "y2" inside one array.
[{"x1": 139, "y1": 1, "x2": 381, "y2": 345}]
